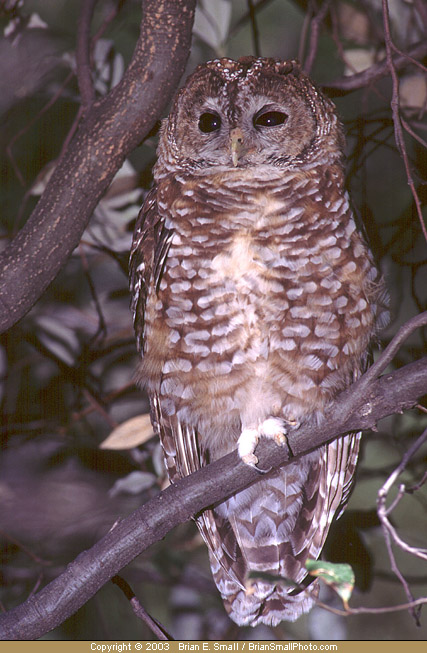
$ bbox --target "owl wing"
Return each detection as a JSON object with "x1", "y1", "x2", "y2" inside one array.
[
  {"x1": 150, "y1": 392, "x2": 247, "y2": 589},
  {"x1": 129, "y1": 187, "x2": 173, "y2": 355},
  {"x1": 308, "y1": 433, "x2": 361, "y2": 558}
]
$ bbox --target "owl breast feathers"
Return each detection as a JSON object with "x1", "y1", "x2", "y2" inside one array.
[{"x1": 129, "y1": 57, "x2": 389, "y2": 626}]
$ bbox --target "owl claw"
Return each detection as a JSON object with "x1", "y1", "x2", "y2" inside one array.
[
  {"x1": 261, "y1": 417, "x2": 289, "y2": 446},
  {"x1": 238, "y1": 418, "x2": 290, "y2": 469},
  {"x1": 241, "y1": 453, "x2": 259, "y2": 467},
  {"x1": 274, "y1": 432, "x2": 288, "y2": 447},
  {"x1": 238, "y1": 428, "x2": 260, "y2": 466}
]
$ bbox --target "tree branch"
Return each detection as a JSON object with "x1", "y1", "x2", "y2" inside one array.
[
  {"x1": 75, "y1": 0, "x2": 98, "y2": 111},
  {"x1": 0, "y1": 0, "x2": 196, "y2": 334},
  {"x1": 111, "y1": 575, "x2": 173, "y2": 640},
  {"x1": 377, "y1": 427, "x2": 427, "y2": 625},
  {"x1": 323, "y1": 40, "x2": 427, "y2": 94},
  {"x1": 316, "y1": 597, "x2": 427, "y2": 617},
  {"x1": 0, "y1": 321, "x2": 426, "y2": 639},
  {"x1": 303, "y1": 0, "x2": 331, "y2": 75},
  {"x1": 381, "y1": 0, "x2": 427, "y2": 244}
]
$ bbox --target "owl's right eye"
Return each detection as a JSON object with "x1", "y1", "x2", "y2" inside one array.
[
  {"x1": 198, "y1": 112, "x2": 222, "y2": 133},
  {"x1": 253, "y1": 110, "x2": 288, "y2": 128}
]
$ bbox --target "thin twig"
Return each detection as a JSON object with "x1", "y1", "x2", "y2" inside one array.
[
  {"x1": 329, "y1": 3, "x2": 354, "y2": 75},
  {"x1": 69, "y1": 381, "x2": 136, "y2": 425},
  {"x1": 375, "y1": 570, "x2": 427, "y2": 585},
  {"x1": 27, "y1": 574, "x2": 44, "y2": 601},
  {"x1": 229, "y1": 0, "x2": 273, "y2": 38},
  {"x1": 382, "y1": 513, "x2": 420, "y2": 625},
  {"x1": 303, "y1": 0, "x2": 331, "y2": 74},
  {"x1": 316, "y1": 596, "x2": 427, "y2": 617},
  {"x1": 407, "y1": 469, "x2": 427, "y2": 493},
  {"x1": 355, "y1": 311, "x2": 427, "y2": 390},
  {"x1": 6, "y1": 71, "x2": 74, "y2": 187},
  {"x1": 377, "y1": 428, "x2": 427, "y2": 562},
  {"x1": 325, "y1": 40, "x2": 427, "y2": 91},
  {"x1": 78, "y1": 243, "x2": 108, "y2": 344},
  {"x1": 381, "y1": 0, "x2": 427, "y2": 244},
  {"x1": 388, "y1": 39, "x2": 427, "y2": 75},
  {"x1": 82, "y1": 389, "x2": 118, "y2": 429},
  {"x1": 0, "y1": 530, "x2": 51, "y2": 566},
  {"x1": 57, "y1": 106, "x2": 84, "y2": 163},
  {"x1": 401, "y1": 116, "x2": 427, "y2": 149},
  {"x1": 92, "y1": 0, "x2": 127, "y2": 43},
  {"x1": 111, "y1": 576, "x2": 173, "y2": 640},
  {"x1": 377, "y1": 428, "x2": 427, "y2": 624}
]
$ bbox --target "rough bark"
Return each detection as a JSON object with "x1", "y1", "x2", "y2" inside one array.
[{"x1": 0, "y1": 0, "x2": 196, "y2": 333}]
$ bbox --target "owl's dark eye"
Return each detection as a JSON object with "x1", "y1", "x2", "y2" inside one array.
[
  {"x1": 198, "y1": 112, "x2": 222, "y2": 133},
  {"x1": 254, "y1": 110, "x2": 288, "y2": 128}
]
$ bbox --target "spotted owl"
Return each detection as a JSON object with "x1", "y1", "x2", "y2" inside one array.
[{"x1": 129, "y1": 57, "x2": 388, "y2": 626}]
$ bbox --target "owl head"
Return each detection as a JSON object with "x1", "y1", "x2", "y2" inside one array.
[{"x1": 155, "y1": 57, "x2": 345, "y2": 177}]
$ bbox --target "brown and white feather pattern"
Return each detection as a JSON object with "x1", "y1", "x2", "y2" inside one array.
[{"x1": 129, "y1": 57, "x2": 388, "y2": 626}]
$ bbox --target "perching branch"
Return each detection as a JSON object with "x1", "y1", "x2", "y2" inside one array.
[
  {"x1": 0, "y1": 313, "x2": 426, "y2": 640},
  {"x1": 0, "y1": 0, "x2": 196, "y2": 334}
]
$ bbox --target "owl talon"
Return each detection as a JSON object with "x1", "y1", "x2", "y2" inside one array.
[
  {"x1": 285, "y1": 417, "x2": 300, "y2": 430},
  {"x1": 274, "y1": 432, "x2": 288, "y2": 447},
  {"x1": 241, "y1": 453, "x2": 259, "y2": 467},
  {"x1": 261, "y1": 417, "x2": 289, "y2": 444},
  {"x1": 238, "y1": 418, "x2": 290, "y2": 468},
  {"x1": 238, "y1": 427, "x2": 260, "y2": 466}
]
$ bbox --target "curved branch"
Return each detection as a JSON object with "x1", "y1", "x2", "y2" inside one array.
[
  {"x1": 316, "y1": 596, "x2": 427, "y2": 617},
  {"x1": 0, "y1": 0, "x2": 196, "y2": 334},
  {"x1": 381, "y1": 0, "x2": 427, "y2": 244},
  {"x1": 378, "y1": 427, "x2": 427, "y2": 561},
  {"x1": 323, "y1": 40, "x2": 427, "y2": 94},
  {"x1": 303, "y1": 0, "x2": 331, "y2": 74},
  {"x1": 0, "y1": 349, "x2": 426, "y2": 639},
  {"x1": 352, "y1": 311, "x2": 427, "y2": 391},
  {"x1": 76, "y1": 0, "x2": 98, "y2": 111}
]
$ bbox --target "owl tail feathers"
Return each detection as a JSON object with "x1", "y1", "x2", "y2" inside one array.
[{"x1": 210, "y1": 551, "x2": 318, "y2": 627}]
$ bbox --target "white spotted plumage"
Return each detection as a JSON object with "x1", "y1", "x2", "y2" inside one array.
[{"x1": 129, "y1": 57, "x2": 389, "y2": 626}]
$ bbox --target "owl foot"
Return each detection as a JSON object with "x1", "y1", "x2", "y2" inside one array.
[{"x1": 237, "y1": 417, "x2": 290, "y2": 468}]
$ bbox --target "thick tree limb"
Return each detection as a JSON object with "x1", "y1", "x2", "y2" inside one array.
[
  {"x1": 0, "y1": 344, "x2": 425, "y2": 639},
  {"x1": 0, "y1": 0, "x2": 196, "y2": 334}
]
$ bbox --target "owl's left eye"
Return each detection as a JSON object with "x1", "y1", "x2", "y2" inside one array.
[
  {"x1": 198, "y1": 112, "x2": 222, "y2": 133},
  {"x1": 254, "y1": 110, "x2": 288, "y2": 128}
]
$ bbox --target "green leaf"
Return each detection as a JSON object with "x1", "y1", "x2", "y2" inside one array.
[{"x1": 305, "y1": 559, "x2": 355, "y2": 608}]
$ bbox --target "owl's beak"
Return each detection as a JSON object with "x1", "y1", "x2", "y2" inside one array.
[{"x1": 230, "y1": 128, "x2": 244, "y2": 167}]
